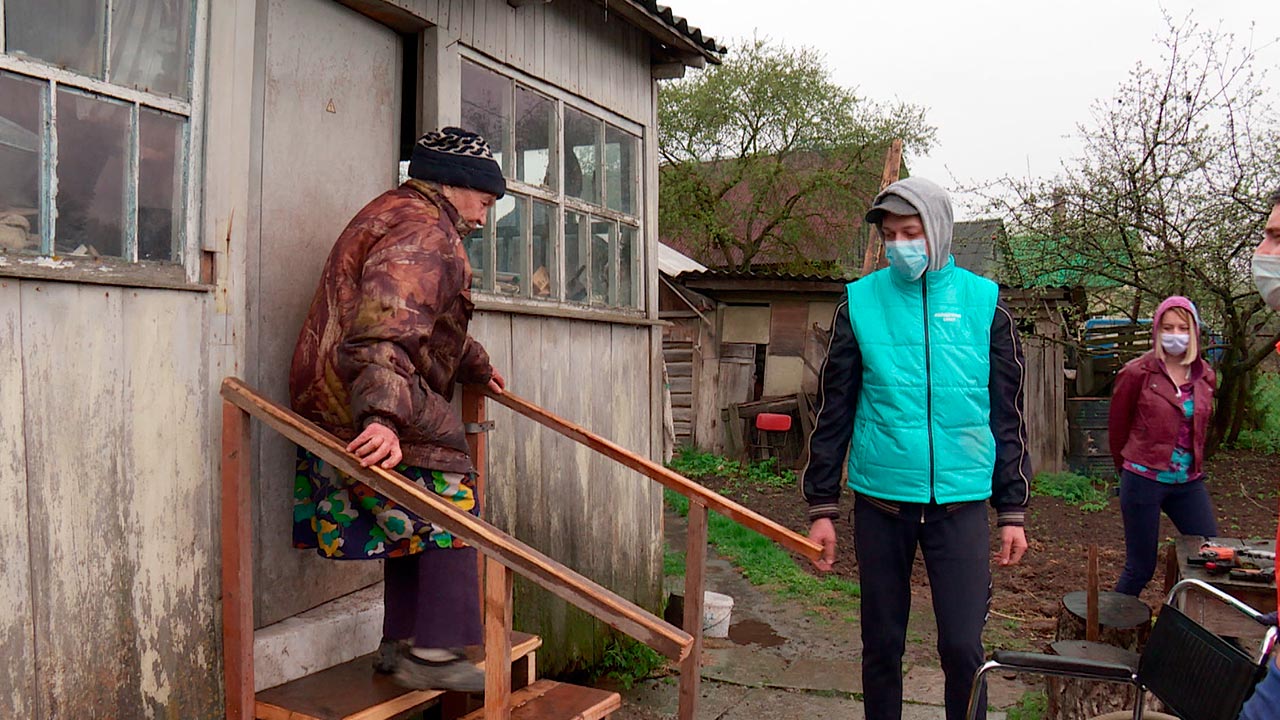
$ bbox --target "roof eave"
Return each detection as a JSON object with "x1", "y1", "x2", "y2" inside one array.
[{"x1": 593, "y1": 0, "x2": 725, "y2": 66}]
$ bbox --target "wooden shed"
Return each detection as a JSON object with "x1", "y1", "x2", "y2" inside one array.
[{"x1": 0, "y1": 1, "x2": 721, "y2": 716}]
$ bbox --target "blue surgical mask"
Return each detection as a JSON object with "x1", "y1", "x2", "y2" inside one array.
[
  {"x1": 885, "y1": 239, "x2": 929, "y2": 282},
  {"x1": 1160, "y1": 333, "x2": 1190, "y2": 356}
]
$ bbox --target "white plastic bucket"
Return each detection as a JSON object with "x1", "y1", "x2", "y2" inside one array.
[{"x1": 702, "y1": 591, "x2": 735, "y2": 638}]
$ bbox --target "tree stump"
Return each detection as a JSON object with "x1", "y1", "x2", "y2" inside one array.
[{"x1": 1046, "y1": 591, "x2": 1158, "y2": 720}]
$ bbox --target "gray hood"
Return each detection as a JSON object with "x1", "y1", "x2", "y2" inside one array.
[{"x1": 871, "y1": 176, "x2": 954, "y2": 272}]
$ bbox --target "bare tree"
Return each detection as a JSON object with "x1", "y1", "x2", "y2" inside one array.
[{"x1": 988, "y1": 15, "x2": 1280, "y2": 449}]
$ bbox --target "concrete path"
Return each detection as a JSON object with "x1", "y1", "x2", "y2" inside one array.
[{"x1": 607, "y1": 512, "x2": 1031, "y2": 719}]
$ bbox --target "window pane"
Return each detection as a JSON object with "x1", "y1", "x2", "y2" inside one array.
[
  {"x1": 493, "y1": 195, "x2": 524, "y2": 296},
  {"x1": 564, "y1": 210, "x2": 588, "y2": 303},
  {"x1": 6, "y1": 0, "x2": 106, "y2": 77},
  {"x1": 590, "y1": 218, "x2": 614, "y2": 306},
  {"x1": 515, "y1": 85, "x2": 555, "y2": 189},
  {"x1": 138, "y1": 108, "x2": 184, "y2": 262},
  {"x1": 109, "y1": 0, "x2": 195, "y2": 98},
  {"x1": 461, "y1": 60, "x2": 509, "y2": 174},
  {"x1": 531, "y1": 199, "x2": 556, "y2": 299},
  {"x1": 563, "y1": 107, "x2": 600, "y2": 205},
  {"x1": 56, "y1": 88, "x2": 130, "y2": 258},
  {"x1": 619, "y1": 224, "x2": 640, "y2": 309},
  {"x1": 0, "y1": 72, "x2": 46, "y2": 254},
  {"x1": 605, "y1": 125, "x2": 637, "y2": 215},
  {"x1": 465, "y1": 217, "x2": 491, "y2": 292}
]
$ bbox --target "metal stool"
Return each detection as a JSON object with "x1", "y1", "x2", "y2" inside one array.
[{"x1": 752, "y1": 412, "x2": 792, "y2": 461}]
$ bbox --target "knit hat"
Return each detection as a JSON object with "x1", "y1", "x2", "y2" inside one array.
[{"x1": 407, "y1": 127, "x2": 506, "y2": 198}]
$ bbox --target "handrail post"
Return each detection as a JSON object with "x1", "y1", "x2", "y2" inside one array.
[
  {"x1": 221, "y1": 400, "x2": 254, "y2": 720},
  {"x1": 484, "y1": 556, "x2": 514, "y2": 720},
  {"x1": 463, "y1": 385, "x2": 488, "y2": 617},
  {"x1": 678, "y1": 499, "x2": 708, "y2": 720}
]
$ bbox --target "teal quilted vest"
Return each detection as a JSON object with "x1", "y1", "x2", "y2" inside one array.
[{"x1": 844, "y1": 260, "x2": 1000, "y2": 503}]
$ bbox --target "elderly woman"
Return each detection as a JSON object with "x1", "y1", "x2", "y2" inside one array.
[
  {"x1": 1107, "y1": 296, "x2": 1218, "y2": 597},
  {"x1": 289, "y1": 127, "x2": 505, "y2": 692}
]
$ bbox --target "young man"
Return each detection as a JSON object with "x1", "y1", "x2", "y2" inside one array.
[
  {"x1": 290, "y1": 127, "x2": 506, "y2": 692},
  {"x1": 1240, "y1": 189, "x2": 1280, "y2": 719},
  {"x1": 803, "y1": 176, "x2": 1031, "y2": 720}
]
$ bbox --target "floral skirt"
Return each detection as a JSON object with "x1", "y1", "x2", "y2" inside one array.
[{"x1": 292, "y1": 447, "x2": 478, "y2": 560}]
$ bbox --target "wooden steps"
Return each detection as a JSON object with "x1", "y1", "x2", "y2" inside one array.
[
  {"x1": 254, "y1": 632, "x2": 540, "y2": 720},
  {"x1": 459, "y1": 680, "x2": 621, "y2": 720}
]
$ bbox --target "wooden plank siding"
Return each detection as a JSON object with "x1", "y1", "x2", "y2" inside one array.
[
  {"x1": 17, "y1": 283, "x2": 219, "y2": 717},
  {"x1": 384, "y1": 0, "x2": 655, "y2": 124},
  {"x1": 1023, "y1": 322, "x2": 1067, "y2": 474},
  {"x1": 0, "y1": 279, "x2": 34, "y2": 719},
  {"x1": 469, "y1": 312, "x2": 662, "y2": 673}
]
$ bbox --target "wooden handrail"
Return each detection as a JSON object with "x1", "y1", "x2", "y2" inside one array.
[
  {"x1": 219, "y1": 377, "x2": 692, "y2": 662},
  {"x1": 482, "y1": 388, "x2": 824, "y2": 561}
]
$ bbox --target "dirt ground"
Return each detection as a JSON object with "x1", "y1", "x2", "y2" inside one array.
[{"x1": 694, "y1": 448, "x2": 1279, "y2": 650}]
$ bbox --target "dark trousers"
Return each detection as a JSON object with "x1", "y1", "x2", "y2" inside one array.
[
  {"x1": 383, "y1": 547, "x2": 483, "y2": 648},
  {"x1": 854, "y1": 495, "x2": 992, "y2": 720},
  {"x1": 1115, "y1": 470, "x2": 1218, "y2": 596}
]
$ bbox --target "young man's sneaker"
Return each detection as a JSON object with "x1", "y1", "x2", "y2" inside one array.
[
  {"x1": 373, "y1": 638, "x2": 410, "y2": 674},
  {"x1": 391, "y1": 649, "x2": 485, "y2": 693}
]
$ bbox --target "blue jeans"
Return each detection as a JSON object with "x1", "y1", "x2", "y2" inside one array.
[
  {"x1": 1115, "y1": 471, "x2": 1218, "y2": 596},
  {"x1": 1239, "y1": 655, "x2": 1280, "y2": 720}
]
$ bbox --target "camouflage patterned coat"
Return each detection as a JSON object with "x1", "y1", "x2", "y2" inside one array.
[{"x1": 290, "y1": 180, "x2": 492, "y2": 475}]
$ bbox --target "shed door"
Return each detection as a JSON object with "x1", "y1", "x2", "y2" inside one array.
[{"x1": 253, "y1": 0, "x2": 402, "y2": 626}]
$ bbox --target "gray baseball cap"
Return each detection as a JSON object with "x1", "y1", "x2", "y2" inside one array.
[{"x1": 864, "y1": 192, "x2": 919, "y2": 224}]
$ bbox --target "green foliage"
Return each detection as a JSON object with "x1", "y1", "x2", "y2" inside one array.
[
  {"x1": 590, "y1": 636, "x2": 668, "y2": 689},
  {"x1": 664, "y1": 490, "x2": 861, "y2": 618},
  {"x1": 659, "y1": 37, "x2": 935, "y2": 271},
  {"x1": 1005, "y1": 690, "x2": 1048, "y2": 720},
  {"x1": 1032, "y1": 471, "x2": 1110, "y2": 512},
  {"x1": 663, "y1": 545, "x2": 687, "y2": 578},
  {"x1": 1233, "y1": 372, "x2": 1280, "y2": 454},
  {"x1": 667, "y1": 447, "x2": 796, "y2": 489}
]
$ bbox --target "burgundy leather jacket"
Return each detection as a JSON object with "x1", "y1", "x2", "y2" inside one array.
[{"x1": 1108, "y1": 351, "x2": 1215, "y2": 476}]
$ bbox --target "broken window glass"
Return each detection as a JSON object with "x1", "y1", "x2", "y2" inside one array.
[
  {"x1": 0, "y1": 71, "x2": 46, "y2": 254},
  {"x1": 55, "y1": 87, "x2": 130, "y2": 259}
]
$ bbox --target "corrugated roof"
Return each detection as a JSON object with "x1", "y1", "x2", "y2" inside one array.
[
  {"x1": 644, "y1": 1, "x2": 727, "y2": 55},
  {"x1": 658, "y1": 243, "x2": 708, "y2": 276}
]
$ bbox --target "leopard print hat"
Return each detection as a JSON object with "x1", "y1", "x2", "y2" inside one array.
[{"x1": 407, "y1": 127, "x2": 506, "y2": 198}]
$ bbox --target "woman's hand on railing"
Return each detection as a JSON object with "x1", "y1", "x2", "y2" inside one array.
[
  {"x1": 809, "y1": 518, "x2": 838, "y2": 572},
  {"x1": 487, "y1": 366, "x2": 506, "y2": 395},
  {"x1": 347, "y1": 421, "x2": 403, "y2": 469}
]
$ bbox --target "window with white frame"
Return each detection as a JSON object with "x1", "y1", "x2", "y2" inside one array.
[
  {"x1": 0, "y1": 0, "x2": 196, "y2": 265},
  {"x1": 460, "y1": 58, "x2": 643, "y2": 311}
]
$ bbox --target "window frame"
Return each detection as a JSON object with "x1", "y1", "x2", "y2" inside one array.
[
  {"x1": 460, "y1": 49, "x2": 645, "y2": 316},
  {"x1": 0, "y1": 0, "x2": 208, "y2": 289}
]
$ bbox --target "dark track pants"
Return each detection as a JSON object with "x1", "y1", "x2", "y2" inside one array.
[
  {"x1": 1114, "y1": 471, "x2": 1217, "y2": 596},
  {"x1": 383, "y1": 547, "x2": 483, "y2": 649},
  {"x1": 854, "y1": 495, "x2": 992, "y2": 720}
]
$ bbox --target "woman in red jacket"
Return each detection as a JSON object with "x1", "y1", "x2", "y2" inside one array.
[{"x1": 1108, "y1": 296, "x2": 1218, "y2": 596}]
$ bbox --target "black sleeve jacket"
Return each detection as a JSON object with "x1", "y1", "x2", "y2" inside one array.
[{"x1": 802, "y1": 299, "x2": 1032, "y2": 526}]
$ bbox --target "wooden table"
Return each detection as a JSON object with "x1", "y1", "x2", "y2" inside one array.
[{"x1": 1171, "y1": 535, "x2": 1276, "y2": 644}]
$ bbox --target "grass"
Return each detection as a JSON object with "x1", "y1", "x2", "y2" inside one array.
[
  {"x1": 1232, "y1": 372, "x2": 1280, "y2": 453},
  {"x1": 1004, "y1": 690, "x2": 1048, "y2": 720},
  {"x1": 664, "y1": 489, "x2": 861, "y2": 618},
  {"x1": 590, "y1": 636, "x2": 669, "y2": 689},
  {"x1": 667, "y1": 447, "x2": 797, "y2": 493},
  {"x1": 663, "y1": 545, "x2": 686, "y2": 577},
  {"x1": 1031, "y1": 471, "x2": 1110, "y2": 512}
]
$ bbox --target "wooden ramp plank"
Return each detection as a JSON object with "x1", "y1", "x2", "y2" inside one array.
[
  {"x1": 255, "y1": 633, "x2": 540, "y2": 720},
  {"x1": 459, "y1": 680, "x2": 621, "y2": 720}
]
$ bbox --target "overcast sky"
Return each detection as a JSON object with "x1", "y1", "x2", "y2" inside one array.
[{"x1": 668, "y1": 0, "x2": 1280, "y2": 219}]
